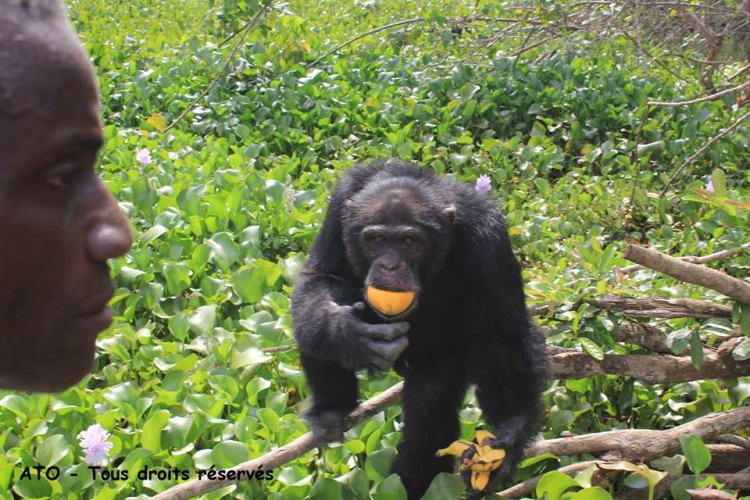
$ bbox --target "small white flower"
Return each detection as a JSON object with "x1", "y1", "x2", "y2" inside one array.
[
  {"x1": 78, "y1": 424, "x2": 113, "y2": 465},
  {"x1": 136, "y1": 148, "x2": 152, "y2": 166}
]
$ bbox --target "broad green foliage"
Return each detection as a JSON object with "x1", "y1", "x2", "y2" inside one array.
[{"x1": 1, "y1": 0, "x2": 748, "y2": 499}]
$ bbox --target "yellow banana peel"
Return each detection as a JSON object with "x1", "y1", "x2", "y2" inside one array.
[{"x1": 435, "y1": 430, "x2": 506, "y2": 491}]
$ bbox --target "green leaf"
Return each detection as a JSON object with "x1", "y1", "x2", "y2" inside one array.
[
  {"x1": 257, "y1": 408, "x2": 280, "y2": 433},
  {"x1": 563, "y1": 487, "x2": 613, "y2": 500},
  {"x1": 422, "y1": 473, "x2": 466, "y2": 500},
  {"x1": 732, "y1": 338, "x2": 750, "y2": 361},
  {"x1": 35, "y1": 435, "x2": 69, "y2": 468},
  {"x1": 709, "y1": 168, "x2": 727, "y2": 196},
  {"x1": 188, "y1": 305, "x2": 217, "y2": 335},
  {"x1": 579, "y1": 337, "x2": 604, "y2": 360},
  {"x1": 373, "y1": 473, "x2": 408, "y2": 499},
  {"x1": 13, "y1": 477, "x2": 52, "y2": 499},
  {"x1": 308, "y1": 477, "x2": 342, "y2": 498},
  {"x1": 365, "y1": 448, "x2": 396, "y2": 481},
  {"x1": 142, "y1": 409, "x2": 170, "y2": 452},
  {"x1": 679, "y1": 435, "x2": 711, "y2": 474},
  {"x1": 212, "y1": 441, "x2": 250, "y2": 469},
  {"x1": 235, "y1": 266, "x2": 265, "y2": 303},
  {"x1": 689, "y1": 331, "x2": 704, "y2": 370},
  {"x1": 537, "y1": 471, "x2": 581, "y2": 500},
  {"x1": 207, "y1": 232, "x2": 240, "y2": 269}
]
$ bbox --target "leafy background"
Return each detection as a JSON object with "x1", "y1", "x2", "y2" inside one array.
[{"x1": 1, "y1": 0, "x2": 749, "y2": 498}]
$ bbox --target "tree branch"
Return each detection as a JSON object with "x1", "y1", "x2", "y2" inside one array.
[
  {"x1": 588, "y1": 295, "x2": 732, "y2": 319},
  {"x1": 151, "y1": 382, "x2": 403, "y2": 500},
  {"x1": 623, "y1": 244, "x2": 750, "y2": 304},
  {"x1": 552, "y1": 337, "x2": 750, "y2": 383},
  {"x1": 620, "y1": 242, "x2": 750, "y2": 274}
]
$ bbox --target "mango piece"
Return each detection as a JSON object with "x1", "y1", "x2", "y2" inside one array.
[{"x1": 366, "y1": 287, "x2": 415, "y2": 316}]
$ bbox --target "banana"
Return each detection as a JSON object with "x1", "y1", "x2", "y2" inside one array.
[
  {"x1": 436, "y1": 439, "x2": 474, "y2": 458},
  {"x1": 435, "y1": 430, "x2": 506, "y2": 493},
  {"x1": 471, "y1": 470, "x2": 491, "y2": 491}
]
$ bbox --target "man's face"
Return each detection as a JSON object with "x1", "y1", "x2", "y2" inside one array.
[{"x1": 0, "y1": 6, "x2": 132, "y2": 392}]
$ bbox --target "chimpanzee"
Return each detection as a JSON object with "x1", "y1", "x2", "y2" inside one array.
[{"x1": 291, "y1": 160, "x2": 547, "y2": 498}]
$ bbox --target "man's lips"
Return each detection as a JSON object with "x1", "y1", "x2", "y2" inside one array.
[{"x1": 72, "y1": 286, "x2": 115, "y2": 334}]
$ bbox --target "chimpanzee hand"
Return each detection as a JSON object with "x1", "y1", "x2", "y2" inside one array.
[
  {"x1": 461, "y1": 423, "x2": 527, "y2": 499},
  {"x1": 308, "y1": 409, "x2": 348, "y2": 446},
  {"x1": 334, "y1": 302, "x2": 410, "y2": 371}
]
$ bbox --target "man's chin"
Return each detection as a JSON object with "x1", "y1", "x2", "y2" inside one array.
[{"x1": 0, "y1": 344, "x2": 95, "y2": 392}]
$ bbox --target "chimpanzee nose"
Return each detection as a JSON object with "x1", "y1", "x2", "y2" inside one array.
[{"x1": 380, "y1": 258, "x2": 404, "y2": 273}]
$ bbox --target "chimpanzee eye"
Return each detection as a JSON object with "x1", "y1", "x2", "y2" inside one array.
[
  {"x1": 374, "y1": 235, "x2": 384, "y2": 243},
  {"x1": 403, "y1": 237, "x2": 413, "y2": 245}
]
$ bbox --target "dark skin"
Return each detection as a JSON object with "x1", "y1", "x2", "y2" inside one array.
[
  {"x1": 292, "y1": 160, "x2": 548, "y2": 499},
  {"x1": 0, "y1": 1, "x2": 132, "y2": 392}
]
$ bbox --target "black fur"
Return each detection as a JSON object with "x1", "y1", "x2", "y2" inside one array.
[{"x1": 291, "y1": 160, "x2": 547, "y2": 498}]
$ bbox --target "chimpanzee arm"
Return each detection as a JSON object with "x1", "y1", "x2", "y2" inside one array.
[
  {"x1": 291, "y1": 166, "x2": 410, "y2": 372},
  {"x1": 458, "y1": 206, "x2": 548, "y2": 485}
]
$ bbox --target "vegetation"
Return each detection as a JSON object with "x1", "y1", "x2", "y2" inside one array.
[{"x1": 1, "y1": 0, "x2": 749, "y2": 498}]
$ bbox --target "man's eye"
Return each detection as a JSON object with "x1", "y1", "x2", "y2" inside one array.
[{"x1": 45, "y1": 163, "x2": 83, "y2": 190}]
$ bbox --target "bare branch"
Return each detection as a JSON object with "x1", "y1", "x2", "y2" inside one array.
[
  {"x1": 588, "y1": 296, "x2": 732, "y2": 319},
  {"x1": 648, "y1": 80, "x2": 750, "y2": 106},
  {"x1": 552, "y1": 338, "x2": 750, "y2": 383},
  {"x1": 151, "y1": 382, "x2": 404, "y2": 500},
  {"x1": 620, "y1": 242, "x2": 750, "y2": 273},
  {"x1": 623, "y1": 244, "x2": 750, "y2": 304}
]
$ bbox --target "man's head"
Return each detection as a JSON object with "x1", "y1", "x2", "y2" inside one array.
[{"x1": 0, "y1": 0, "x2": 132, "y2": 392}]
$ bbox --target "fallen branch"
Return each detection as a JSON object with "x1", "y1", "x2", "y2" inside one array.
[
  {"x1": 527, "y1": 406, "x2": 750, "y2": 461},
  {"x1": 552, "y1": 337, "x2": 750, "y2": 383},
  {"x1": 151, "y1": 382, "x2": 403, "y2": 500},
  {"x1": 623, "y1": 245, "x2": 750, "y2": 304},
  {"x1": 620, "y1": 242, "x2": 750, "y2": 274},
  {"x1": 588, "y1": 296, "x2": 732, "y2": 319},
  {"x1": 501, "y1": 409, "x2": 750, "y2": 499},
  {"x1": 498, "y1": 460, "x2": 599, "y2": 498}
]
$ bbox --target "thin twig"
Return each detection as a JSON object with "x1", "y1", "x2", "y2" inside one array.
[
  {"x1": 163, "y1": 2, "x2": 272, "y2": 133},
  {"x1": 306, "y1": 18, "x2": 425, "y2": 68},
  {"x1": 648, "y1": 80, "x2": 750, "y2": 106},
  {"x1": 660, "y1": 108, "x2": 750, "y2": 196}
]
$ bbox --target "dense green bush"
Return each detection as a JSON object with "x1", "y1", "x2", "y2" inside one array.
[{"x1": 1, "y1": 1, "x2": 748, "y2": 499}]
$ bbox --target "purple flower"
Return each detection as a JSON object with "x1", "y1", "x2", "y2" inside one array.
[
  {"x1": 475, "y1": 174, "x2": 492, "y2": 193},
  {"x1": 78, "y1": 424, "x2": 113, "y2": 465},
  {"x1": 706, "y1": 180, "x2": 714, "y2": 192},
  {"x1": 136, "y1": 148, "x2": 152, "y2": 167}
]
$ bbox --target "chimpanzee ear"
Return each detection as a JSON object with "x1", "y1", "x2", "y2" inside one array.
[
  {"x1": 443, "y1": 204, "x2": 457, "y2": 223},
  {"x1": 342, "y1": 199, "x2": 353, "y2": 220}
]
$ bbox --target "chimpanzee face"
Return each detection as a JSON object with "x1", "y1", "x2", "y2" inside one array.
[{"x1": 342, "y1": 178, "x2": 455, "y2": 320}]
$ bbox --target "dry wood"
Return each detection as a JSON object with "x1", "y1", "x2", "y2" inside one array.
[
  {"x1": 613, "y1": 323, "x2": 671, "y2": 353},
  {"x1": 151, "y1": 382, "x2": 404, "y2": 500},
  {"x1": 552, "y1": 337, "x2": 750, "y2": 383},
  {"x1": 589, "y1": 296, "x2": 732, "y2": 319},
  {"x1": 528, "y1": 406, "x2": 750, "y2": 460},
  {"x1": 623, "y1": 245, "x2": 750, "y2": 304},
  {"x1": 620, "y1": 242, "x2": 750, "y2": 273}
]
